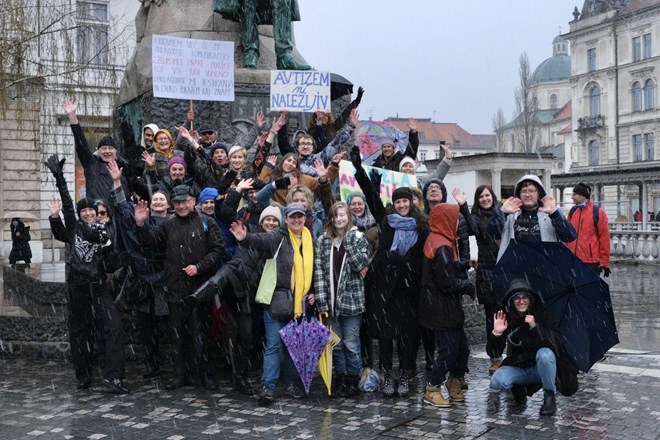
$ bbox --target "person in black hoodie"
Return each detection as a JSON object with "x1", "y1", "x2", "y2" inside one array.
[{"x1": 46, "y1": 154, "x2": 128, "y2": 394}]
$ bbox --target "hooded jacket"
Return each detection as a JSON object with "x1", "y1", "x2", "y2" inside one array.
[
  {"x1": 565, "y1": 200, "x2": 610, "y2": 267},
  {"x1": 488, "y1": 174, "x2": 577, "y2": 261}
]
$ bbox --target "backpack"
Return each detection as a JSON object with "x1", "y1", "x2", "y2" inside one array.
[{"x1": 568, "y1": 203, "x2": 600, "y2": 235}]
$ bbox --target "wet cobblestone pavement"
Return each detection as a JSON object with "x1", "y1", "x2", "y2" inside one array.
[{"x1": 1, "y1": 263, "x2": 659, "y2": 439}]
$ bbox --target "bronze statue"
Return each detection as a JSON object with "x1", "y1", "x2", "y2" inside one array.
[{"x1": 214, "y1": 0, "x2": 311, "y2": 70}]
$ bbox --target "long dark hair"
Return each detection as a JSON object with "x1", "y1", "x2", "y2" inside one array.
[
  {"x1": 471, "y1": 185, "x2": 499, "y2": 220},
  {"x1": 272, "y1": 152, "x2": 302, "y2": 180},
  {"x1": 386, "y1": 201, "x2": 429, "y2": 233}
]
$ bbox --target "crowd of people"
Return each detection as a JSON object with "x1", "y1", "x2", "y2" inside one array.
[{"x1": 46, "y1": 96, "x2": 611, "y2": 416}]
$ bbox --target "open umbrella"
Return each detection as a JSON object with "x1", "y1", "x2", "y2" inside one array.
[
  {"x1": 355, "y1": 121, "x2": 409, "y2": 165},
  {"x1": 317, "y1": 313, "x2": 341, "y2": 396},
  {"x1": 2, "y1": 211, "x2": 39, "y2": 222},
  {"x1": 330, "y1": 73, "x2": 353, "y2": 101},
  {"x1": 491, "y1": 240, "x2": 619, "y2": 372},
  {"x1": 279, "y1": 297, "x2": 330, "y2": 394}
]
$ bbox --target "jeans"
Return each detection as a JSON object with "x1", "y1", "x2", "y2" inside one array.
[
  {"x1": 262, "y1": 306, "x2": 296, "y2": 389},
  {"x1": 332, "y1": 314, "x2": 362, "y2": 377},
  {"x1": 490, "y1": 347, "x2": 557, "y2": 392},
  {"x1": 429, "y1": 328, "x2": 469, "y2": 386}
]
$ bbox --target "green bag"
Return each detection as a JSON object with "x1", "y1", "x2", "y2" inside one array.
[{"x1": 255, "y1": 239, "x2": 284, "y2": 305}]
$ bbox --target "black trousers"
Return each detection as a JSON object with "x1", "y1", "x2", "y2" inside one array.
[
  {"x1": 168, "y1": 301, "x2": 214, "y2": 381},
  {"x1": 378, "y1": 333, "x2": 418, "y2": 372},
  {"x1": 67, "y1": 281, "x2": 125, "y2": 381}
]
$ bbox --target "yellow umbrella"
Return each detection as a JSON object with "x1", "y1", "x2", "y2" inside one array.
[{"x1": 318, "y1": 313, "x2": 340, "y2": 396}]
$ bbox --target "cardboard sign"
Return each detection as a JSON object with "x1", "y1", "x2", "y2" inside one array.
[
  {"x1": 152, "y1": 35, "x2": 234, "y2": 101},
  {"x1": 338, "y1": 160, "x2": 418, "y2": 205},
  {"x1": 270, "y1": 70, "x2": 330, "y2": 112}
]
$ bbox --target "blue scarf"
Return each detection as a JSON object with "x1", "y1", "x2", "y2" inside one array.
[{"x1": 387, "y1": 214, "x2": 418, "y2": 256}]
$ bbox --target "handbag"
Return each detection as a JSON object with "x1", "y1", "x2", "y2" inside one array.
[
  {"x1": 270, "y1": 288, "x2": 294, "y2": 321},
  {"x1": 255, "y1": 239, "x2": 284, "y2": 305}
]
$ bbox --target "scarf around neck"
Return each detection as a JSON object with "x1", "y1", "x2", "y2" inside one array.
[
  {"x1": 288, "y1": 227, "x2": 314, "y2": 317},
  {"x1": 387, "y1": 214, "x2": 418, "y2": 256}
]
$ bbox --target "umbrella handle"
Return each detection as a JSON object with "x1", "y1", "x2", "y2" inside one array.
[{"x1": 318, "y1": 312, "x2": 329, "y2": 325}]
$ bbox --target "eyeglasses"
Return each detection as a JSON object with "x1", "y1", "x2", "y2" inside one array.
[
  {"x1": 520, "y1": 188, "x2": 538, "y2": 195},
  {"x1": 298, "y1": 141, "x2": 314, "y2": 146},
  {"x1": 97, "y1": 210, "x2": 107, "y2": 216},
  {"x1": 513, "y1": 295, "x2": 530, "y2": 302}
]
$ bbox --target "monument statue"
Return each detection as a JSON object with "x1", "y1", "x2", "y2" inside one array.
[{"x1": 214, "y1": 0, "x2": 311, "y2": 70}]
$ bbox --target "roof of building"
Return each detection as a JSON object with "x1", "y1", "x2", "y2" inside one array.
[
  {"x1": 383, "y1": 118, "x2": 491, "y2": 146},
  {"x1": 577, "y1": 0, "x2": 658, "y2": 21},
  {"x1": 531, "y1": 35, "x2": 571, "y2": 85}
]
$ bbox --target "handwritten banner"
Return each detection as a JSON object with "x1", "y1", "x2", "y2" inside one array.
[
  {"x1": 152, "y1": 35, "x2": 234, "y2": 101},
  {"x1": 270, "y1": 70, "x2": 331, "y2": 112},
  {"x1": 338, "y1": 160, "x2": 417, "y2": 205}
]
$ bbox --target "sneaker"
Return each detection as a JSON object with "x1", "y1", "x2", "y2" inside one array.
[
  {"x1": 445, "y1": 377, "x2": 465, "y2": 401},
  {"x1": 511, "y1": 384, "x2": 527, "y2": 404},
  {"x1": 257, "y1": 386, "x2": 275, "y2": 405},
  {"x1": 397, "y1": 369, "x2": 409, "y2": 397},
  {"x1": 101, "y1": 378, "x2": 130, "y2": 395},
  {"x1": 424, "y1": 384, "x2": 451, "y2": 408},
  {"x1": 381, "y1": 370, "x2": 396, "y2": 397},
  {"x1": 284, "y1": 382, "x2": 304, "y2": 399},
  {"x1": 488, "y1": 360, "x2": 502, "y2": 375}
]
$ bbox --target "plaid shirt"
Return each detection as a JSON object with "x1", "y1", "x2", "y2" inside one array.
[{"x1": 313, "y1": 230, "x2": 370, "y2": 317}]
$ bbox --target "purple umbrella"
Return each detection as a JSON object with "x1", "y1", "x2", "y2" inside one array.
[{"x1": 279, "y1": 296, "x2": 330, "y2": 394}]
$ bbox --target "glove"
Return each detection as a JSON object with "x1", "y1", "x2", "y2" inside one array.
[
  {"x1": 601, "y1": 267, "x2": 611, "y2": 277},
  {"x1": 369, "y1": 169, "x2": 382, "y2": 193},
  {"x1": 350, "y1": 146, "x2": 362, "y2": 170},
  {"x1": 45, "y1": 154, "x2": 66, "y2": 177},
  {"x1": 274, "y1": 176, "x2": 291, "y2": 190},
  {"x1": 356, "y1": 86, "x2": 365, "y2": 104}
]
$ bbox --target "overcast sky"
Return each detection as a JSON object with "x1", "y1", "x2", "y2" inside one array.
[{"x1": 295, "y1": 0, "x2": 579, "y2": 134}]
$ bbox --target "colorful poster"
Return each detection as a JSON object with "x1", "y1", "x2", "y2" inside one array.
[
  {"x1": 338, "y1": 160, "x2": 417, "y2": 205},
  {"x1": 270, "y1": 70, "x2": 331, "y2": 112},
  {"x1": 152, "y1": 35, "x2": 234, "y2": 101}
]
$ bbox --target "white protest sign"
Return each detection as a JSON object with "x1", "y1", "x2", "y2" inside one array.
[
  {"x1": 152, "y1": 35, "x2": 234, "y2": 101},
  {"x1": 270, "y1": 70, "x2": 331, "y2": 112}
]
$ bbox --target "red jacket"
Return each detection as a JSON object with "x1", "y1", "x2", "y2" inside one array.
[{"x1": 565, "y1": 201, "x2": 610, "y2": 267}]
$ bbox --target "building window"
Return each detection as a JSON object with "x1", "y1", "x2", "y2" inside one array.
[
  {"x1": 420, "y1": 151, "x2": 426, "y2": 161},
  {"x1": 588, "y1": 48, "x2": 596, "y2": 72},
  {"x1": 632, "y1": 81, "x2": 643, "y2": 111},
  {"x1": 510, "y1": 134, "x2": 515, "y2": 152},
  {"x1": 633, "y1": 134, "x2": 643, "y2": 161},
  {"x1": 644, "y1": 133, "x2": 654, "y2": 160},
  {"x1": 589, "y1": 85, "x2": 601, "y2": 116},
  {"x1": 550, "y1": 94, "x2": 558, "y2": 110},
  {"x1": 434, "y1": 150, "x2": 441, "y2": 159},
  {"x1": 633, "y1": 36, "x2": 642, "y2": 62},
  {"x1": 588, "y1": 139, "x2": 599, "y2": 165},
  {"x1": 643, "y1": 33, "x2": 652, "y2": 59},
  {"x1": 77, "y1": 1, "x2": 109, "y2": 64},
  {"x1": 644, "y1": 79, "x2": 655, "y2": 110}
]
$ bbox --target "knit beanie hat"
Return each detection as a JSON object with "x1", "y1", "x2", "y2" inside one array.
[
  {"x1": 198, "y1": 187, "x2": 218, "y2": 204},
  {"x1": 168, "y1": 156, "x2": 187, "y2": 170},
  {"x1": 259, "y1": 205, "x2": 283, "y2": 225},
  {"x1": 399, "y1": 156, "x2": 416, "y2": 172},
  {"x1": 573, "y1": 182, "x2": 591, "y2": 199},
  {"x1": 97, "y1": 136, "x2": 117, "y2": 150},
  {"x1": 76, "y1": 197, "x2": 98, "y2": 216},
  {"x1": 391, "y1": 187, "x2": 413, "y2": 203},
  {"x1": 209, "y1": 142, "x2": 230, "y2": 156}
]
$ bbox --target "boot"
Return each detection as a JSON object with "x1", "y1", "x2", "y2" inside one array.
[
  {"x1": 243, "y1": 50, "x2": 258, "y2": 69},
  {"x1": 511, "y1": 384, "x2": 527, "y2": 404},
  {"x1": 458, "y1": 377, "x2": 469, "y2": 390},
  {"x1": 339, "y1": 375, "x2": 359, "y2": 398},
  {"x1": 539, "y1": 389, "x2": 556, "y2": 416},
  {"x1": 276, "y1": 52, "x2": 311, "y2": 71},
  {"x1": 381, "y1": 370, "x2": 396, "y2": 397},
  {"x1": 397, "y1": 369, "x2": 409, "y2": 397},
  {"x1": 423, "y1": 384, "x2": 451, "y2": 408},
  {"x1": 234, "y1": 376, "x2": 254, "y2": 396},
  {"x1": 488, "y1": 359, "x2": 502, "y2": 375},
  {"x1": 445, "y1": 376, "x2": 465, "y2": 401}
]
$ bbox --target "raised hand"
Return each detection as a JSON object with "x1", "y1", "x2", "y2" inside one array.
[
  {"x1": 61, "y1": 100, "x2": 77, "y2": 116},
  {"x1": 47, "y1": 196, "x2": 62, "y2": 217},
  {"x1": 493, "y1": 310, "x2": 508, "y2": 334},
  {"x1": 538, "y1": 195, "x2": 558, "y2": 215},
  {"x1": 407, "y1": 118, "x2": 418, "y2": 132},
  {"x1": 501, "y1": 197, "x2": 522, "y2": 215},
  {"x1": 313, "y1": 159, "x2": 328, "y2": 180},
  {"x1": 289, "y1": 174, "x2": 299, "y2": 188},
  {"x1": 107, "y1": 160, "x2": 122, "y2": 182},
  {"x1": 255, "y1": 111, "x2": 265, "y2": 128},
  {"x1": 524, "y1": 314, "x2": 537, "y2": 329},
  {"x1": 350, "y1": 146, "x2": 362, "y2": 169},
  {"x1": 236, "y1": 178, "x2": 254, "y2": 192},
  {"x1": 267, "y1": 154, "x2": 278, "y2": 167},
  {"x1": 229, "y1": 221, "x2": 247, "y2": 241},
  {"x1": 369, "y1": 168, "x2": 382, "y2": 192},
  {"x1": 452, "y1": 188, "x2": 466, "y2": 205},
  {"x1": 349, "y1": 108, "x2": 359, "y2": 128},
  {"x1": 133, "y1": 200, "x2": 150, "y2": 226},
  {"x1": 45, "y1": 154, "x2": 66, "y2": 176},
  {"x1": 176, "y1": 125, "x2": 193, "y2": 141},
  {"x1": 271, "y1": 112, "x2": 287, "y2": 134},
  {"x1": 440, "y1": 142, "x2": 453, "y2": 160},
  {"x1": 331, "y1": 151, "x2": 345, "y2": 164},
  {"x1": 141, "y1": 150, "x2": 156, "y2": 168},
  {"x1": 356, "y1": 86, "x2": 365, "y2": 102},
  {"x1": 256, "y1": 132, "x2": 268, "y2": 147}
]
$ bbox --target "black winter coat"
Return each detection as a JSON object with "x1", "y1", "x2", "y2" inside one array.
[
  {"x1": 419, "y1": 246, "x2": 475, "y2": 330},
  {"x1": 9, "y1": 219, "x2": 32, "y2": 262},
  {"x1": 136, "y1": 211, "x2": 225, "y2": 301},
  {"x1": 371, "y1": 131, "x2": 419, "y2": 171},
  {"x1": 467, "y1": 203, "x2": 501, "y2": 305}
]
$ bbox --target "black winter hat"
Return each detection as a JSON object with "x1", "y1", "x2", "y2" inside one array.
[
  {"x1": 76, "y1": 197, "x2": 99, "y2": 216},
  {"x1": 391, "y1": 187, "x2": 413, "y2": 203},
  {"x1": 97, "y1": 136, "x2": 117, "y2": 150},
  {"x1": 573, "y1": 182, "x2": 591, "y2": 199}
]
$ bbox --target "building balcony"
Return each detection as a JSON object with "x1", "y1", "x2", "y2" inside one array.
[{"x1": 576, "y1": 115, "x2": 605, "y2": 132}]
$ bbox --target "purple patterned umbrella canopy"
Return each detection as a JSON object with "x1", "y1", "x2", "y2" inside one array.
[
  {"x1": 279, "y1": 297, "x2": 330, "y2": 394},
  {"x1": 356, "y1": 121, "x2": 409, "y2": 165}
]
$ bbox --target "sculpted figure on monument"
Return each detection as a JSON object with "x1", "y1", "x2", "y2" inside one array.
[{"x1": 214, "y1": 0, "x2": 311, "y2": 70}]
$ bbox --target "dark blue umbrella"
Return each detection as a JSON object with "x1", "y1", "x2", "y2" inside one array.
[{"x1": 491, "y1": 240, "x2": 619, "y2": 372}]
